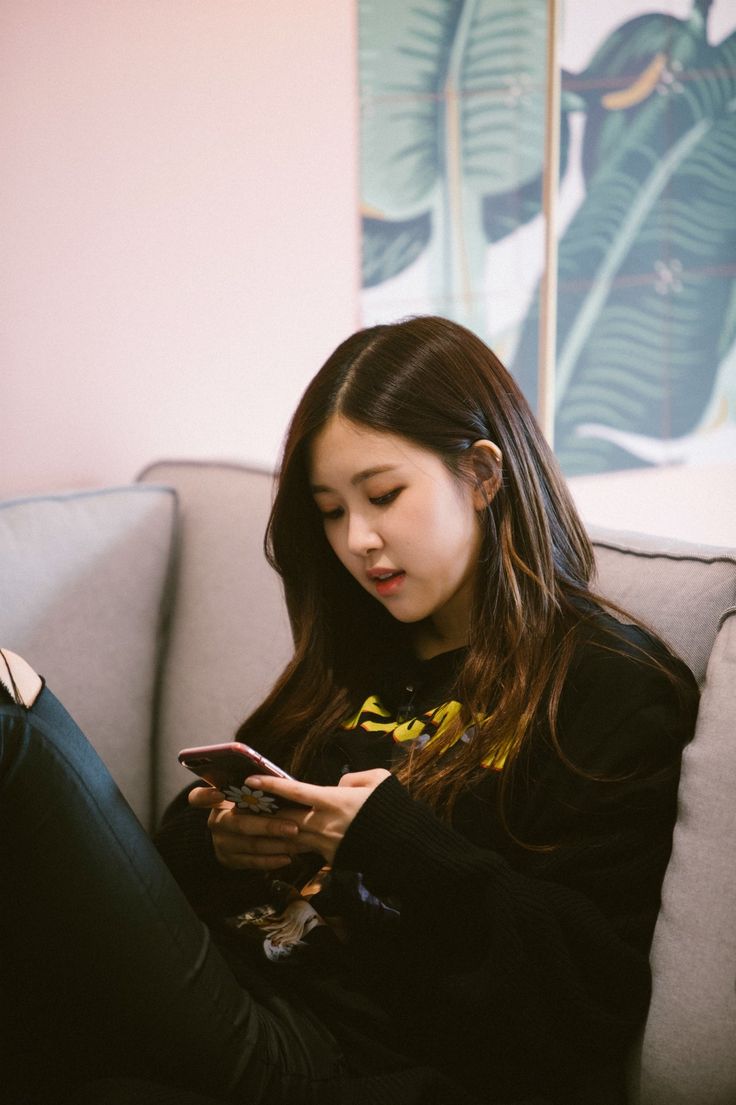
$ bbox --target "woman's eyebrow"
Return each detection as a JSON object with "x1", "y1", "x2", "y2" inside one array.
[{"x1": 311, "y1": 465, "x2": 399, "y2": 494}]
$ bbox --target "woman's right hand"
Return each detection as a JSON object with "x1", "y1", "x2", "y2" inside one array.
[{"x1": 187, "y1": 785, "x2": 300, "y2": 871}]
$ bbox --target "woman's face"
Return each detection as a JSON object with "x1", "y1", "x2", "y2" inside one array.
[{"x1": 309, "y1": 415, "x2": 484, "y2": 655}]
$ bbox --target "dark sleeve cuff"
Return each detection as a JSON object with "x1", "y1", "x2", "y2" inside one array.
[{"x1": 334, "y1": 773, "x2": 502, "y2": 902}]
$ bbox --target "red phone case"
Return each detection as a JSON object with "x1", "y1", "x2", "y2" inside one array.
[{"x1": 177, "y1": 741, "x2": 304, "y2": 814}]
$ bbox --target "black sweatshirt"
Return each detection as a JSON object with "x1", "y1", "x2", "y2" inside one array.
[{"x1": 155, "y1": 615, "x2": 698, "y2": 1105}]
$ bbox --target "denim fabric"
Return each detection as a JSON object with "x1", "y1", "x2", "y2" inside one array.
[{"x1": 0, "y1": 687, "x2": 343, "y2": 1105}]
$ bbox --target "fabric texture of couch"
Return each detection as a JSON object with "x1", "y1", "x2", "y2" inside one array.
[{"x1": 1, "y1": 459, "x2": 734, "y2": 1105}]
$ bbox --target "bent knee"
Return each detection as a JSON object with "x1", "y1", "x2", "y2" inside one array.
[{"x1": 0, "y1": 650, "x2": 43, "y2": 707}]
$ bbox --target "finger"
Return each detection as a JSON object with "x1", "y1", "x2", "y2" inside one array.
[
  {"x1": 211, "y1": 810, "x2": 300, "y2": 840},
  {"x1": 212, "y1": 846, "x2": 295, "y2": 872},
  {"x1": 211, "y1": 829, "x2": 299, "y2": 858},
  {"x1": 245, "y1": 775, "x2": 323, "y2": 808},
  {"x1": 188, "y1": 785, "x2": 227, "y2": 809},
  {"x1": 337, "y1": 769, "x2": 391, "y2": 788}
]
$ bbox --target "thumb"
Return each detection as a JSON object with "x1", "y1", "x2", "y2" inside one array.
[{"x1": 338, "y1": 768, "x2": 391, "y2": 788}]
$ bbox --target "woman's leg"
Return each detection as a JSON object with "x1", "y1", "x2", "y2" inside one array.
[{"x1": 0, "y1": 685, "x2": 344, "y2": 1104}]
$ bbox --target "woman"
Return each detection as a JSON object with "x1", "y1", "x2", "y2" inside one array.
[{"x1": 1, "y1": 317, "x2": 697, "y2": 1105}]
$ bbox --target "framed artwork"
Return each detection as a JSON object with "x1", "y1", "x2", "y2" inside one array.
[{"x1": 359, "y1": 0, "x2": 736, "y2": 475}]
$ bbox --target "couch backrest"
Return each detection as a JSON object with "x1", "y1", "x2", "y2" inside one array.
[
  {"x1": 4, "y1": 463, "x2": 733, "y2": 1101},
  {"x1": 138, "y1": 461, "x2": 293, "y2": 815},
  {"x1": 588, "y1": 525, "x2": 736, "y2": 686},
  {"x1": 0, "y1": 484, "x2": 177, "y2": 825},
  {"x1": 141, "y1": 464, "x2": 736, "y2": 1103},
  {"x1": 589, "y1": 526, "x2": 736, "y2": 1105}
]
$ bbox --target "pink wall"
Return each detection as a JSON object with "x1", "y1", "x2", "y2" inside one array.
[
  {"x1": 3, "y1": 1, "x2": 734, "y2": 549},
  {"x1": 1, "y1": 1, "x2": 360, "y2": 496}
]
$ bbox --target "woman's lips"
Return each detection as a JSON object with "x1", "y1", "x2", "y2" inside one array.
[{"x1": 373, "y1": 570, "x2": 406, "y2": 597}]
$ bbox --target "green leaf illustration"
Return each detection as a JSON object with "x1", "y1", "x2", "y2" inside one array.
[
  {"x1": 360, "y1": 0, "x2": 549, "y2": 320},
  {"x1": 362, "y1": 212, "x2": 432, "y2": 289},
  {"x1": 512, "y1": 8, "x2": 736, "y2": 475}
]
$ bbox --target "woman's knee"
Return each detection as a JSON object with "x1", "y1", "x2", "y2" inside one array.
[{"x1": 0, "y1": 649, "x2": 43, "y2": 707}]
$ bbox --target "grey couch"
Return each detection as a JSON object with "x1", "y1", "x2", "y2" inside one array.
[{"x1": 1, "y1": 459, "x2": 735, "y2": 1104}]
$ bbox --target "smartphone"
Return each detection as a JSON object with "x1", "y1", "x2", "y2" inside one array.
[{"x1": 177, "y1": 741, "x2": 306, "y2": 815}]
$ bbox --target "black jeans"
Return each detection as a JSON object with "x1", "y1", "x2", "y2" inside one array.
[{"x1": 0, "y1": 685, "x2": 344, "y2": 1104}]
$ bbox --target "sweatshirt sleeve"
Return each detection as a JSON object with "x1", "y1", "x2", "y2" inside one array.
[
  {"x1": 332, "y1": 646, "x2": 697, "y2": 1096},
  {"x1": 153, "y1": 784, "x2": 272, "y2": 921}
]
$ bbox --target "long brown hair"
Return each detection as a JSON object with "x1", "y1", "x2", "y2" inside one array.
[{"x1": 236, "y1": 316, "x2": 655, "y2": 814}]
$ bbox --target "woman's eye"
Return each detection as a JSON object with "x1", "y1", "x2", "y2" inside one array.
[
  {"x1": 319, "y1": 506, "x2": 344, "y2": 521},
  {"x1": 370, "y1": 488, "x2": 402, "y2": 507}
]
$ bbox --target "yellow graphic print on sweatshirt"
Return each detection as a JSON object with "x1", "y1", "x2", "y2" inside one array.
[{"x1": 341, "y1": 695, "x2": 508, "y2": 770}]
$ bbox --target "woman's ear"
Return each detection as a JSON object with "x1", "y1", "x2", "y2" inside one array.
[{"x1": 468, "y1": 440, "x2": 503, "y2": 509}]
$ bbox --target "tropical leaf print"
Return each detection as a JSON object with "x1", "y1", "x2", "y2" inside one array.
[
  {"x1": 512, "y1": 8, "x2": 736, "y2": 475},
  {"x1": 362, "y1": 211, "x2": 432, "y2": 288},
  {"x1": 360, "y1": 0, "x2": 552, "y2": 323}
]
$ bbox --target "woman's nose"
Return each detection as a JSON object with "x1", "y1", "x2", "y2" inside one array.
[{"x1": 346, "y1": 513, "x2": 382, "y2": 557}]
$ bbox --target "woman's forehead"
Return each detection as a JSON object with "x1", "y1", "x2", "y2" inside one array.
[{"x1": 309, "y1": 416, "x2": 436, "y2": 488}]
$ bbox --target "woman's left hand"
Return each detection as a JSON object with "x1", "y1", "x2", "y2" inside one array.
[{"x1": 245, "y1": 768, "x2": 391, "y2": 865}]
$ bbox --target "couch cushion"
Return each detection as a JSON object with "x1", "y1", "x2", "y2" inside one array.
[
  {"x1": 0, "y1": 485, "x2": 177, "y2": 825},
  {"x1": 138, "y1": 461, "x2": 293, "y2": 816},
  {"x1": 632, "y1": 609, "x2": 736, "y2": 1104},
  {"x1": 589, "y1": 527, "x2": 736, "y2": 1104},
  {"x1": 589, "y1": 525, "x2": 736, "y2": 684}
]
